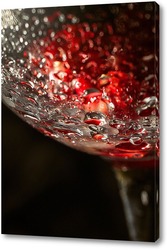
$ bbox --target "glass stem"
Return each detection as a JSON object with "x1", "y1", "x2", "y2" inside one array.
[{"x1": 113, "y1": 163, "x2": 159, "y2": 241}]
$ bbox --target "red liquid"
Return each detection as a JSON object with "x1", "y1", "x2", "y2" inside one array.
[{"x1": 18, "y1": 11, "x2": 159, "y2": 160}]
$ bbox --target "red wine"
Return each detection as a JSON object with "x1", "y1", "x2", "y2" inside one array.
[{"x1": 4, "y1": 7, "x2": 159, "y2": 160}]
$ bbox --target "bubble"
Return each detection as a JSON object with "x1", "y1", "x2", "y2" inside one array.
[
  {"x1": 15, "y1": 25, "x2": 19, "y2": 31},
  {"x1": 24, "y1": 114, "x2": 40, "y2": 122},
  {"x1": 59, "y1": 14, "x2": 65, "y2": 22},
  {"x1": 98, "y1": 74, "x2": 110, "y2": 87},
  {"x1": 40, "y1": 40, "x2": 45, "y2": 46},
  {"x1": 25, "y1": 23, "x2": 29, "y2": 28},
  {"x1": 89, "y1": 124, "x2": 106, "y2": 134},
  {"x1": 80, "y1": 6, "x2": 85, "y2": 10},
  {"x1": 23, "y1": 30, "x2": 27, "y2": 35},
  {"x1": 109, "y1": 119, "x2": 125, "y2": 130},
  {"x1": 84, "y1": 112, "x2": 107, "y2": 125},
  {"x1": 128, "y1": 3, "x2": 134, "y2": 10},
  {"x1": 108, "y1": 102, "x2": 115, "y2": 111},
  {"x1": 145, "y1": 2, "x2": 154, "y2": 11},
  {"x1": 43, "y1": 17, "x2": 48, "y2": 23},
  {"x1": 32, "y1": 8, "x2": 36, "y2": 14},
  {"x1": 136, "y1": 96, "x2": 158, "y2": 115},
  {"x1": 34, "y1": 19, "x2": 40, "y2": 25},
  {"x1": 19, "y1": 37, "x2": 23, "y2": 43},
  {"x1": 130, "y1": 136, "x2": 142, "y2": 145},
  {"x1": 145, "y1": 14, "x2": 151, "y2": 20},
  {"x1": 142, "y1": 54, "x2": 154, "y2": 61},
  {"x1": 37, "y1": 73, "x2": 42, "y2": 78},
  {"x1": 50, "y1": 31, "x2": 55, "y2": 38},
  {"x1": 37, "y1": 9, "x2": 45, "y2": 14},
  {"x1": 107, "y1": 127, "x2": 119, "y2": 136},
  {"x1": 72, "y1": 16, "x2": 79, "y2": 24},
  {"x1": 23, "y1": 14, "x2": 29, "y2": 21},
  {"x1": 3, "y1": 96, "x2": 15, "y2": 108},
  {"x1": 142, "y1": 116, "x2": 159, "y2": 130},
  {"x1": 38, "y1": 30, "x2": 43, "y2": 36}
]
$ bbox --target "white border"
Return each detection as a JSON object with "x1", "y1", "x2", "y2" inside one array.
[
  {"x1": 0, "y1": 0, "x2": 166, "y2": 249},
  {"x1": 0, "y1": 0, "x2": 165, "y2": 9}
]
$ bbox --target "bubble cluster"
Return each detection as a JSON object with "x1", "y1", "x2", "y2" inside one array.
[{"x1": 1, "y1": 4, "x2": 159, "y2": 159}]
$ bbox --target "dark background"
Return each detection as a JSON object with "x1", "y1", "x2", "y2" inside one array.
[{"x1": 2, "y1": 103, "x2": 129, "y2": 241}]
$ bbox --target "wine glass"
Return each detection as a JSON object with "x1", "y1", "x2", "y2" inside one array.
[{"x1": 1, "y1": 3, "x2": 159, "y2": 241}]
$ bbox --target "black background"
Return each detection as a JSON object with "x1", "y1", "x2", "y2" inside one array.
[{"x1": 2, "y1": 103, "x2": 129, "y2": 241}]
